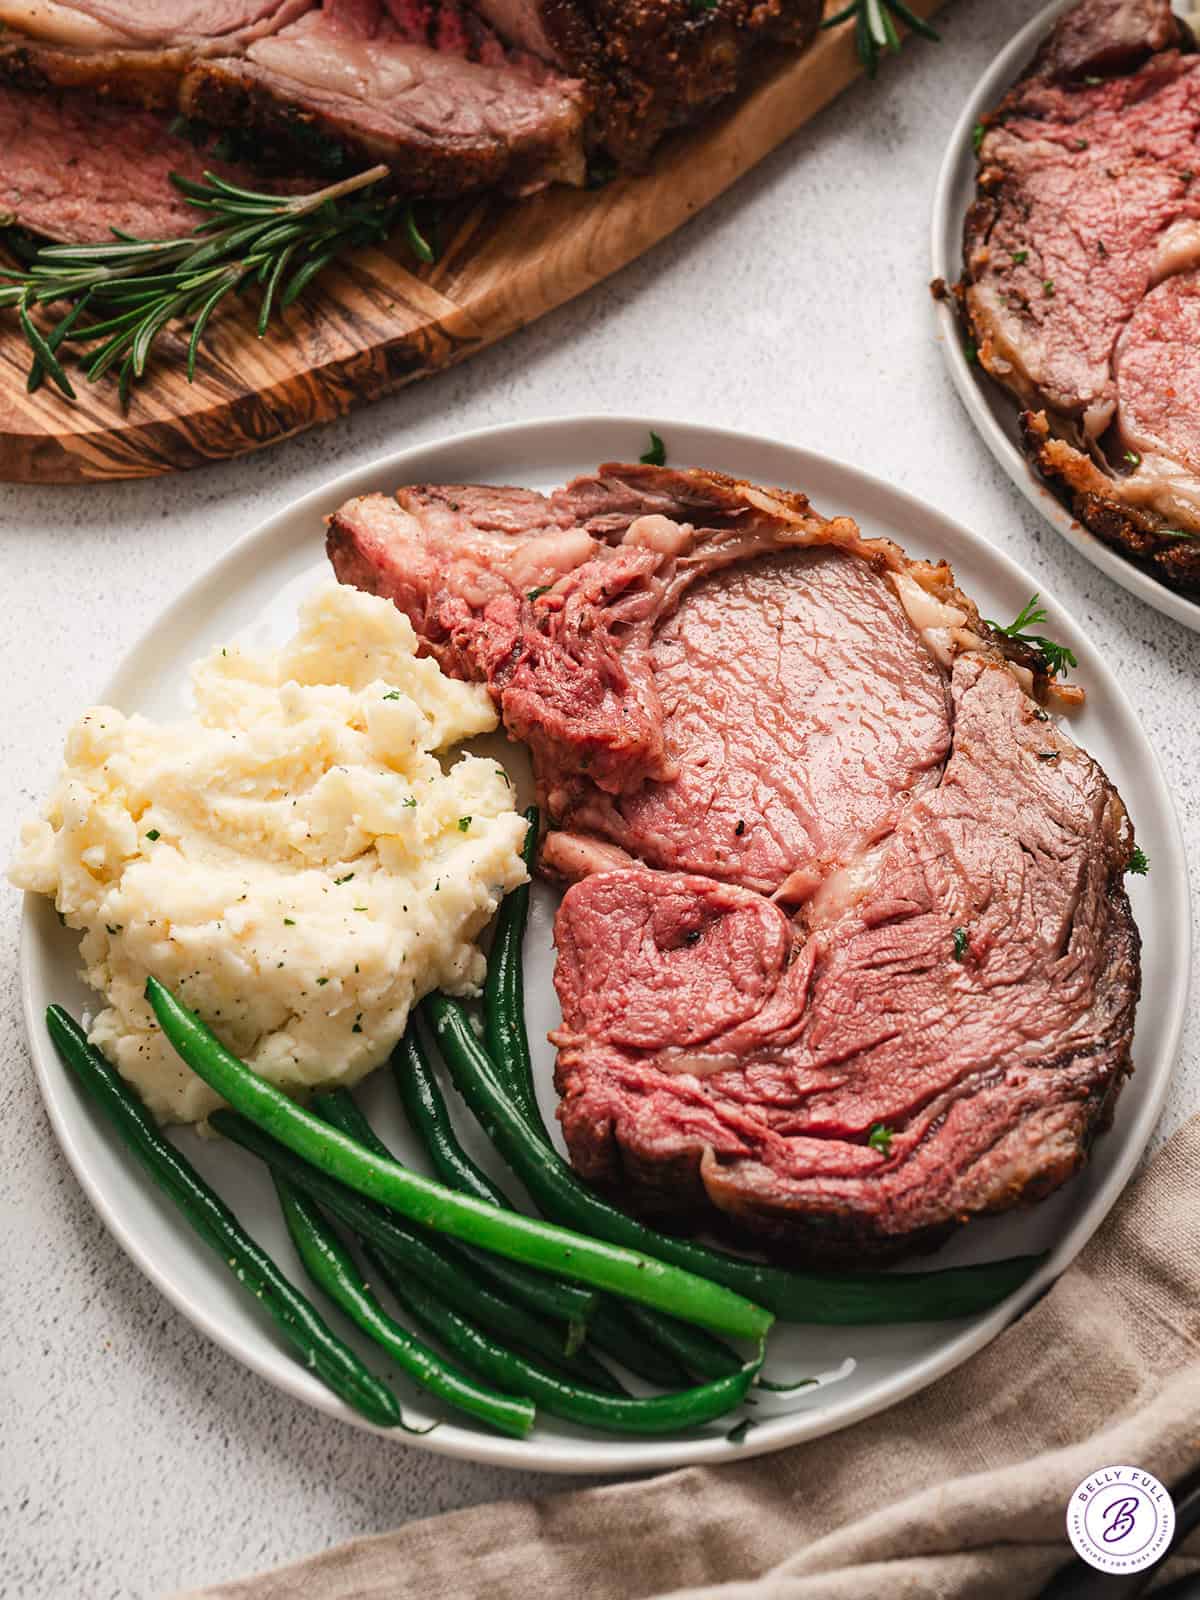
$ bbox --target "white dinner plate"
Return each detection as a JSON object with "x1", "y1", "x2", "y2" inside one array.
[
  {"x1": 930, "y1": 0, "x2": 1200, "y2": 635},
  {"x1": 19, "y1": 416, "x2": 1189, "y2": 1473}
]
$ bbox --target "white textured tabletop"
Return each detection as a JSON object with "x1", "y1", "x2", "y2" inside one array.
[{"x1": 2, "y1": 3, "x2": 1196, "y2": 1595}]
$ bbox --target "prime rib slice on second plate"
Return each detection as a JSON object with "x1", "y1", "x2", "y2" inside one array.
[{"x1": 959, "y1": 0, "x2": 1200, "y2": 593}]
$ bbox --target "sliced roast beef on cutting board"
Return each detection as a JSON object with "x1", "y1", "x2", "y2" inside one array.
[
  {"x1": 958, "y1": 0, "x2": 1200, "y2": 594},
  {"x1": 0, "y1": 0, "x2": 310, "y2": 105},
  {"x1": 330, "y1": 461, "x2": 1137, "y2": 1262},
  {"x1": 183, "y1": 5, "x2": 587, "y2": 196},
  {"x1": 0, "y1": 0, "x2": 823, "y2": 215},
  {"x1": 0, "y1": 82, "x2": 298, "y2": 241},
  {"x1": 552, "y1": 655, "x2": 1138, "y2": 1261}
]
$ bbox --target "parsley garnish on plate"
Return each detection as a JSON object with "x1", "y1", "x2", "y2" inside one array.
[
  {"x1": 639, "y1": 431, "x2": 666, "y2": 466},
  {"x1": 1129, "y1": 845, "x2": 1150, "y2": 876},
  {"x1": 867, "y1": 1123, "x2": 894, "y2": 1156},
  {"x1": 986, "y1": 594, "x2": 1078, "y2": 680}
]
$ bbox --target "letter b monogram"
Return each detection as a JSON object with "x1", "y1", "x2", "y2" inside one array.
[{"x1": 1102, "y1": 1497, "x2": 1139, "y2": 1543}]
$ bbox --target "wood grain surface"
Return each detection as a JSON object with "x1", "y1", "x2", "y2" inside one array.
[{"x1": 0, "y1": 0, "x2": 944, "y2": 484}]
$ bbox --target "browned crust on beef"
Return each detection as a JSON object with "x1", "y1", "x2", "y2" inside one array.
[
  {"x1": 580, "y1": 0, "x2": 822, "y2": 166},
  {"x1": 0, "y1": 38, "x2": 186, "y2": 107},
  {"x1": 181, "y1": 51, "x2": 585, "y2": 196},
  {"x1": 1022, "y1": 410, "x2": 1200, "y2": 593}
]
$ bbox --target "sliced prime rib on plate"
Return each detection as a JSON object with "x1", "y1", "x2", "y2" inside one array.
[
  {"x1": 957, "y1": 0, "x2": 1200, "y2": 596},
  {"x1": 329, "y1": 461, "x2": 1140, "y2": 1263},
  {"x1": 552, "y1": 656, "x2": 1138, "y2": 1261},
  {"x1": 545, "y1": 545, "x2": 951, "y2": 901},
  {"x1": 327, "y1": 462, "x2": 1020, "y2": 862}
]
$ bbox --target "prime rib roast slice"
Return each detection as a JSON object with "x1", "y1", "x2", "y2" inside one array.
[
  {"x1": 957, "y1": 0, "x2": 1200, "y2": 594},
  {"x1": 330, "y1": 462, "x2": 1138, "y2": 1262},
  {"x1": 0, "y1": 1, "x2": 310, "y2": 105},
  {"x1": 326, "y1": 462, "x2": 1021, "y2": 853},
  {"x1": 183, "y1": 5, "x2": 588, "y2": 196},
  {"x1": 544, "y1": 544, "x2": 951, "y2": 901},
  {"x1": 1027, "y1": 0, "x2": 1182, "y2": 81},
  {"x1": 0, "y1": 82, "x2": 293, "y2": 241},
  {"x1": 552, "y1": 655, "x2": 1138, "y2": 1261},
  {"x1": 0, "y1": 0, "x2": 822, "y2": 214}
]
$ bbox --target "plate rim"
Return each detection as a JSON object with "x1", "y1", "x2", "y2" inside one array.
[
  {"x1": 929, "y1": 0, "x2": 1200, "y2": 635},
  {"x1": 19, "y1": 411, "x2": 1192, "y2": 1474}
]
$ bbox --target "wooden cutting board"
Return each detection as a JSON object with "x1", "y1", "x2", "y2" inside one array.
[{"x1": 0, "y1": 1, "x2": 944, "y2": 483}]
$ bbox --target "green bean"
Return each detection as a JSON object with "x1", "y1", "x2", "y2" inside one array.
[
  {"x1": 147, "y1": 978, "x2": 772, "y2": 1341},
  {"x1": 45, "y1": 1005, "x2": 399, "y2": 1430},
  {"x1": 312, "y1": 1090, "x2": 617, "y2": 1390},
  {"x1": 389, "y1": 1035, "x2": 515, "y2": 1207},
  {"x1": 213, "y1": 1110, "x2": 606, "y2": 1375},
  {"x1": 422, "y1": 994, "x2": 1044, "y2": 1326},
  {"x1": 622, "y1": 1305, "x2": 744, "y2": 1381},
  {"x1": 483, "y1": 804, "x2": 542, "y2": 1128},
  {"x1": 272, "y1": 1171, "x2": 534, "y2": 1438},
  {"x1": 312, "y1": 1088, "x2": 630, "y2": 1401},
  {"x1": 583, "y1": 1299, "x2": 692, "y2": 1389},
  {"x1": 315, "y1": 1085, "x2": 594, "y2": 1344},
  {"x1": 368, "y1": 1245, "x2": 759, "y2": 1435},
  {"x1": 392, "y1": 1031, "x2": 676, "y2": 1391}
]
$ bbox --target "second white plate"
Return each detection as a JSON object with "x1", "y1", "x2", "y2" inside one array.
[
  {"x1": 930, "y1": 0, "x2": 1200, "y2": 635},
  {"x1": 19, "y1": 415, "x2": 1190, "y2": 1473}
]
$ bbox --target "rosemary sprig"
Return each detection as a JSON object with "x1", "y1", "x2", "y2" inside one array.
[
  {"x1": 821, "y1": 0, "x2": 940, "y2": 78},
  {"x1": 0, "y1": 165, "x2": 434, "y2": 405},
  {"x1": 986, "y1": 593, "x2": 1078, "y2": 680}
]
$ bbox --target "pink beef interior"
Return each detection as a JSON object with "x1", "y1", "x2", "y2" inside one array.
[
  {"x1": 0, "y1": 84, "x2": 291, "y2": 242},
  {"x1": 328, "y1": 462, "x2": 1140, "y2": 1262},
  {"x1": 1114, "y1": 268, "x2": 1200, "y2": 475},
  {"x1": 554, "y1": 546, "x2": 950, "y2": 900},
  {"x1": 552, "y1": 658, "x2": 1138, "y2": 1259}
]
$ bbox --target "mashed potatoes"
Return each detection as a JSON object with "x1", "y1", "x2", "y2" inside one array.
[{"x1": 11, "y1": 585, "x2": 528, "y2": 1123}]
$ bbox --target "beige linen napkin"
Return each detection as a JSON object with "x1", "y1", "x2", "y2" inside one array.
[{"x1": 178, "y1": 1116, "x2": 1200, "y2": 1600}]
